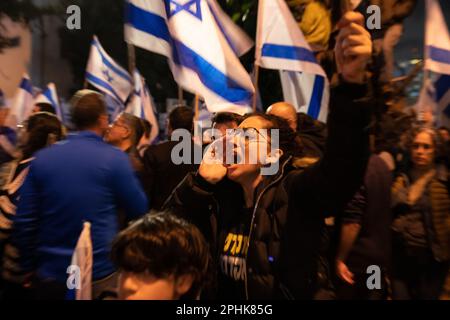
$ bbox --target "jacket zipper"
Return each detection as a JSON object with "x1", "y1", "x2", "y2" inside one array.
[{"x1": 243, "y1": 156, "x2": 292, "y2": 300}]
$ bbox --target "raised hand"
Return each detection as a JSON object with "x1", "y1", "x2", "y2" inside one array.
[
  {"x1": 199, "y1": 137, "x2": 228, "y2": 185},
  {"x1": 335, "y1": 11, "x2": 373, "y2": 84}
]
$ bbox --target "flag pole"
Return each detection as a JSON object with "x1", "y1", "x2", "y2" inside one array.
[
  {"x1": 127, "y1": 43, "x2": 136, "y2": 81},
  {"x1": 420, "y1": 0, "x2": 430, "y2": 122},
  {"x1": 252, "y1": 64, "x2": 260, "y2": 112},
  {"x1": 194, "y1": 94, "x2": 200, "y2": 121},
  {"x1": 178, "y1": 86, "x2": 184, "y2": 105}
]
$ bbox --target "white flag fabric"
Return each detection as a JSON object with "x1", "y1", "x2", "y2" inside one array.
[
  {"x1": 206, "y1": 0, "x2": 254, "y2": 57},
  {"x1": 85, "y1": 36, "x2": 133, "y2": 104},
  {"x1": 69, "y1": 221, "x2": 93, "y2": 300},
  {"x1": 255, "y1": 0, "x2": 326, "y2": 77},
  {"x1": 256, "y1": 0, "x2": 329, "y2": 121},
  {"x1": 417, "y1": 74, "x2": 450, "y2": 128},
  {"x1": 124, "y1": 0, "x2": 254, "y2": 115},
  {"x1": 433, "y1": 74, "x2": 450, "y2": 127},
  {"x1": 425, "y1": 0, "x2": 450, "y2": 75},
  {"x1": 126, "y1": 69, "x2": 160, "y2": 144},
  {"x1": 5, "y1": 74, "x2": 34, "y2": 129},
  {"x1": 34, "y1": 83, "x2": 63, "y2": 121},
  {"x1": 280, "y1": 71, "x2": 329, "y2": 123}
]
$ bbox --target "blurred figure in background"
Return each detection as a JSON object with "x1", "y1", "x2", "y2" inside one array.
[
  {"x1": 143, "y1": 106, "x2": 200, "y2": 211},
  {"x1": 105, "y1": 112, "x2": 145, "y2": 177},
  {"x1": 0, "y1": 112, "x2": 63, "y2": 300},
  {"x1": 288, "y1": 0, "x2": 332, "y2": 52},
  {"x1": 334, "y1": 154, "x2": 392, "y2": 300},
  {"x1": 10, "y1": 90, "x2": 148, "y2": 300},
  {"x1": 391, "y1": 127, "x2": 449, "y2": 300},
  {"x1": 267, "y1": 102, "x2": 327, "y2": 159}
]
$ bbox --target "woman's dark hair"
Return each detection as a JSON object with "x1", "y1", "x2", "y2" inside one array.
[
  {"x1": 242, "y1": 113, "x2": 302, "y2": 158},
  {"x1": 140, "y1": 119, "x2": 152, "y2": 139},
  {"x1": 169, "y1": 106, "x2": 194, "y2": 132},
  {"x1": 212, "y1": 112, "x2": 243, "y2": 126},
  {"x1": 34, "y1": 102, "x2": 56, "y2": 115},
  {"x1": 22, "y1": 112, "x2": 63, "y2": 159},
  {"x1": 111, "y1": 212, "x2": 211, "y2": 299}
]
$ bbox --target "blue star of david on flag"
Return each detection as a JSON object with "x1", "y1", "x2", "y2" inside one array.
[
  {"x1": 165, "y1": 0, "x2": 202, "y2": 21},
  {"x1": 102, "y1": 68, "x2": 114, "y2": 83}
]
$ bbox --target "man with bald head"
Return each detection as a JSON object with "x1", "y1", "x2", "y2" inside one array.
[
  {"x1": 267, "y1": 102, "x2": 298, "y2": 132},
  {"x1": 267, "y1": 102, "x2": 327, "y2": 158}
]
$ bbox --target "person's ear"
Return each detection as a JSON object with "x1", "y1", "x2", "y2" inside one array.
[
  {"x1": 264, "y1": 148, "x2": 283, "y2": 165},
  {"x1": 174, "y1": 274, "x2": 194, "y2": 298},
  {"x1": 123, "y1": 126, "x2": 132, "y2": 140}
]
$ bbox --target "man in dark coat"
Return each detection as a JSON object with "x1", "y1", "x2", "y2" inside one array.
[{"x1": 143, "y1": 106, "x2": 201, "y2": 211}]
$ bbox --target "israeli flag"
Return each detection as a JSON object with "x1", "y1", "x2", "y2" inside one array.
[
  {"x1": 416, "y1": 74, "x2": 450, "y2": 128},
  {"x1": 5, "y1": 74, "x2": 34, "y2": 129},
  {"x1": 280, "y1": 71, "x2": 329, "y2": 122},
  {"x1": 66, "y1": 222, "x2": 93, "y2": 300},
  {"x1": 207, "y1": 0, "x2": 254, "y2": 57},
  {"x1": 126, "y1": 69, "x2": 160, "y2": 144},
  {"x1": 124, "y1": 0, "x2": 254, "y2": 115},
  {"x1": 255, "y1": 0, "x2": 329, "y2": 122},
  {"x1": 434, "y1": 74, "x2": 450, "y2": 127},
  {"x1": 425, "y1": 0, "x2": 450, "y2": 75},
  {"x1": 85, "y1": 36, "x2": 133, "y2": 104},
  {"x1": 34, "y1": 83, "x2": 63, "y2": 121},
  {"x1": 255, "y1": 0, "x2": 326, "y2": 77}
]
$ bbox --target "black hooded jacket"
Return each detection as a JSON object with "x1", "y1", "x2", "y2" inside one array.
[{"x1": 167, "y1": 81, "x2": 373, "y2": 299}]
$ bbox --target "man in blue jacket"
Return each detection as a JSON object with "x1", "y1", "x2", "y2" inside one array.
[{"x1": 11, "y1": 90, "x2": 149, "y2": 299}]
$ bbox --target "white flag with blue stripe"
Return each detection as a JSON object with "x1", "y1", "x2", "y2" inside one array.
[
  {"x1": 425, "y1": 0, "x2": 450, "y2": 75},
  {"x1": 206, "y1": 0, "x2": 254, "y2": 57},
  {"x1": 126, "y1": 69, "x2": 160, "y2": 144},
  {"x1": 416, "y1": 74, "x2": 450, "y2": 128},
  {"x1": 66, "y1": 222, "x2": 92, "y2": 300},
  {"x1": 85, "y1": 36, "x2": 133, "y2": 104},
  {"x1": 255, "y1": 0, "x2": 326, "y2": 77},
  {"x1": 34, "y1": 83, "x2": 63, "y2": 121},
  {"x1": 280, "y1": 71, "x2": 329, "y2": 123},
  {"x1": 124, "y1": 0, "x2": 254, "y2": 115},
  {"x1": 5, "y1": 74, "x2": 34, "y2": 129},
  {"x1": 434, "y1": 74, "x2": 450, "y2": 127},
  {"x1": 255, "y1": 0, "x2": 329, "y2": 122}
]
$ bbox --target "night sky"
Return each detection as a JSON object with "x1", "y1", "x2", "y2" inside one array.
[{"x1": 397, "y1": 0, "x2": 450, "y2": 62}]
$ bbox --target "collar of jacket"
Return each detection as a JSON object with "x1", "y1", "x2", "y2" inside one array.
[{"x1": 68, "y1": 131, "x2": 104, "y2": 142}]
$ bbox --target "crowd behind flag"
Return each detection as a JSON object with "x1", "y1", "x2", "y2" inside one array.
[
  {"x1": 124, "y1": 0, "x2": 254, "y2": 115},
  {"x1": 255, "y1": 0, "x2": 329, "y2": 122}
]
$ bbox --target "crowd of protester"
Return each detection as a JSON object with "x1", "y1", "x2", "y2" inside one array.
[{"x1": 0, "y1": 5, "x2": 448, "y2": 300}]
